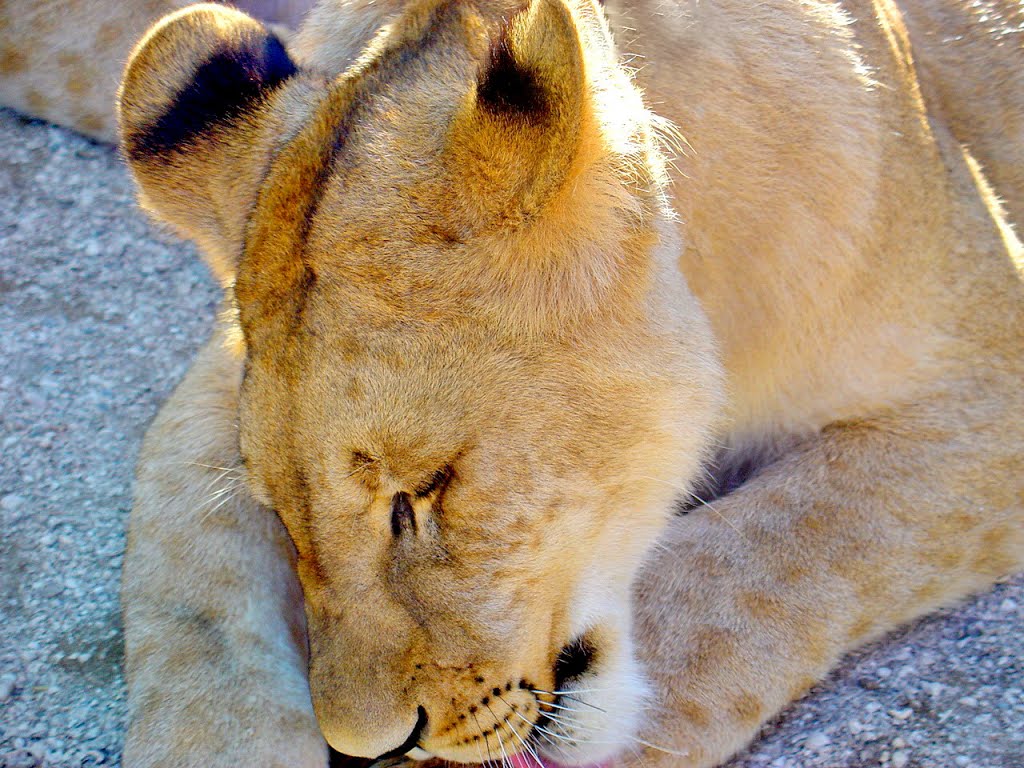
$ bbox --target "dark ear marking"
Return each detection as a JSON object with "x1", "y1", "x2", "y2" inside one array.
[
  {"x1": 477, "y1": 26, "x2": 547, "y2": 120},
  {"x1": 126, "y1": 31, "x2": 296, "y2": 159}
]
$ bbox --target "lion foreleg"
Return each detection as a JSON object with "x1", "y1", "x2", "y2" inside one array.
[
  {"x1": 627, "y1": 398, "x2": 1023, "y2": 767},
  {"x1": 121, "y1": 328, "x2": 326, "y2": 768}
]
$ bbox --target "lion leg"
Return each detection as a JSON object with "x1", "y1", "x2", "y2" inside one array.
[
  {"x1": 0, "y1": 0, "x2": 191, "y2": 142},
  {"x1": 122, "y1": 327, "x2": 327, "y2": 768},
  {"x1": 0, "y1": 0, "x2": 313, "y2": 142},
  {"x1": 627, "y1": 394, "x2": 1023, "y2": 768}
]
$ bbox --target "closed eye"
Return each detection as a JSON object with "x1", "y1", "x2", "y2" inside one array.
[{"x1": 413, "y1": 465, "x2": 453, "y2": 498}]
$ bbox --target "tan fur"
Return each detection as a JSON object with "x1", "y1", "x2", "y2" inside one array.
[
  {"x1": 1, "y1": 0, "x2": 197, "y2": 141},
  {"x1": 3, "y1": 0, "x2": 1022, "y2": 766},
  {"x1": 0, "y1": 0, "x2": 306, "y2": 141}
]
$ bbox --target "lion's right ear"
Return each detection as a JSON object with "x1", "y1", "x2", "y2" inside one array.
[{"x1": 118, "y1": 3, "x2": 298, "y2": 282}]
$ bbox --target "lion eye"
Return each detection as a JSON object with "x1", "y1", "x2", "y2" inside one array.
[
  {"x1": 413, "y1": 465, "x2": 453, "y2": 498},
  {"x1": 390, "y1": 492, "x2": 416, "y2": 536}
]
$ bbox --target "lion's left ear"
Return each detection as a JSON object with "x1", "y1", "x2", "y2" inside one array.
[{"x1": 118, "y1": 3, "x2": 298, "y2": 281}]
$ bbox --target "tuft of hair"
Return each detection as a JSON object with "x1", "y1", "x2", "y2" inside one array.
[{"x1": 477, "y1": 25, "x2": 547, "y2": 118}]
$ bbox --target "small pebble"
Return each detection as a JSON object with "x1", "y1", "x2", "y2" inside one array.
[
  {"x1": 0, "y1": 749, "x2": 41, "y2": 768},
  {"x1": 923, "y1": 681, "x2": 945, "y2": 697},
  {"x1": 892, "y1": 750, "x2": 909, "y2": 768},
  {"x1": 38, "y1": 581, "x2": 65, "y2": 599},
  {"x1": 0, "y1": 493, "x2": 25, "y2": 511},
  {"x1": 0, "y1": 674, "x2": 16, "y2": 701},
  {"x1": 804, "y1": 732, "x2": 830, "y2": 750}
]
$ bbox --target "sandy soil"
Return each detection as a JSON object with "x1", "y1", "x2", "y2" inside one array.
[{"x1": 1, "y1": 108, "x2": 1021, "y2": 768}]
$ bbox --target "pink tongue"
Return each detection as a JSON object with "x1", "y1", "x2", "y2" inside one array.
[{"x1": 507, "y1": 755, "x2": 611, "y2": 768}]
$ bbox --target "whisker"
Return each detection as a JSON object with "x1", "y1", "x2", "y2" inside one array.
[
  {"x1": 199, "y1": 468, "x2": 237, "y2": 496},
  {"x1": 200, "y1": 468, "x2": 241, "y2": 494},
  {"x1": 532, "y1": 690, "x2": 607, "y2": 713},
  {"x1": 538, "y1": 710, "x2": 603, "y2": 734},
  {"x1": 534, "y1": 696, "x2": 691, "y2": 763},
  {"x1": 505, "y1": 717, "x2": 545, "y2": 768},
  {"x1": 338, "y1": 464, "x2": 371, "y2": 482},
  {"x1": 461, "y1": 718, "x2": 486, "y2": 767},
  {"x1": 207, "y1": 477, "x2": 239, "y2": 492},
  {"x1": 630, "y1": 736, "x2": 692, "y2": 758},
  {"x1": 649, "y1": 538, "x2": 675, "y2": 555},
  {"x1": 537, "y1": 700, "x2": 587, "y2": 715},
  {"x1": 185, "y1": 462, "x2": 241, "y2": 472},
  {"x1": 207, "y1": 471, "x2": 241, "y2": 486},
  {"x1": 638, "y1": 474, "x2": 748, "y2": 542},
  {"x1": 198, "y1": 489, "x2": 238, "y2": 525},
  {"x1": 472, "y1": 711, "x2": 495, "y2": 767},
  {"x1": 525, "y1": 719, "x2": 566, "y2": 761},
  {"x1": 567, "y1": 735, "x2": 693, "y2": 760},
  {"x1": 496, "y1": 694, "x2": 546, "y2": 767},
  {"x1": 532, "y1": 687, "x2": 612, "y2": 696},
  {"x1": 509, "y1": 709, "x2": 541, "y2": 731},
  {"x1": 688, "y1": 491, "x2": 748, "y2": 541},
  {"x1": 532, "y1": 727, "x2": 561, "y2": 751},
  {"x1": 205, "y1": 482, "x2": 240, "y2": 503},
  {"x1": 512, "y1": 711, "x2": 572, "y2": 746},
  {"x1": 628, "y1": 743, "x2": 652, "y2": 768},
  {"x1": 486, "y1": 705, "x2": 512, "y2": 768}
]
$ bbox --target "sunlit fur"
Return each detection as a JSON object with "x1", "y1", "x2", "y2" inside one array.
[
  {"x1": 231, "y1": 0, "x2": 723, "y2": 758},
  {"x1": 118, "y1": 0, "x2": 723, "y2": 763},
  {"x1": 3, "y1": 0, "x2": 1019, "y2": 765}
]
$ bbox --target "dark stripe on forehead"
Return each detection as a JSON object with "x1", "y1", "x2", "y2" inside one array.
[
  {"x1": 235, "y1": 0, "x2": 471, "y2": 344},
  {"x1": 298, "y1": 0, "x2": 473, "y2": 205}
]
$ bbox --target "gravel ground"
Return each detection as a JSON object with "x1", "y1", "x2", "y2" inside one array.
[{"x1": 1, "y1": 107, "x2": 1022, "y2": 768}]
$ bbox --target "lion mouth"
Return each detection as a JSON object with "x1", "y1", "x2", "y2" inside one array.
[{"x1": 359, "y1": 636, "x2": 616, "y2": 768}]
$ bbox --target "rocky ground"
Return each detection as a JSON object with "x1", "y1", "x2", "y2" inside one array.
[{"x1": 0, "y1": 108, "x2": 1021, "y2": 768}]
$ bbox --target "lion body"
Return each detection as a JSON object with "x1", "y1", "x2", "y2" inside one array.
[{"x1": 2, "y1": 0, "x2": 1021, "y2": 766}]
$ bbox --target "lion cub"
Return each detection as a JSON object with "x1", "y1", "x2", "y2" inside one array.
[{"x1": 4, "y1": 0, "x2": 1021, "y2": 765}]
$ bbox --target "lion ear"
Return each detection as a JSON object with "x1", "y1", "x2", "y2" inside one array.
[
  {"x1": 448, "y1": 0, "x2": 587, "y2": 228},
  {"x1": 118, "y1": 3, "x2": 298, "y2": 281}
]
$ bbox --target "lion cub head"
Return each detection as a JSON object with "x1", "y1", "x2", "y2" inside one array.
[{"x1": 119, "y1": 0, "x2": 721, "y2": 762}]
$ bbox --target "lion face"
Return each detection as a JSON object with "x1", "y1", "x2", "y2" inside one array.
[
  {"x1": 120, "y1": 0, "x2": 721, "y2": 763},
  {"x1": 238, "y1": 294, "x2": 717, "y2": 762}
]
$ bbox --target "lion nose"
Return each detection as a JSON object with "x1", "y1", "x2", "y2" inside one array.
[{"x1": 374, "y1": 705, "x2": 428, "y2": 760}]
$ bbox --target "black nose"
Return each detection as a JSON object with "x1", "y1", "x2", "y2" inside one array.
[
  {"x1": 391, "y1": 491, "x2": 416, "y2": 536},
  {"x1": 373, "y1": 705, "x2": 428, "y2": 760}
]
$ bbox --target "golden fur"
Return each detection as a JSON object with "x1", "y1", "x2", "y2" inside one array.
[{"x1": 3, "y1": 0, "x2": 1022, "y2": 766}]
